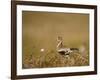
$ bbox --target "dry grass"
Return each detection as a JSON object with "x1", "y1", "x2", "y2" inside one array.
[{"x1": 23, "y1": 48, "x2": 89, "y2": 69}]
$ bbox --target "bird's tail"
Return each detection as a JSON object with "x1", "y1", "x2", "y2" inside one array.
[{"x1": 70, "y1": 48, "x2": 79, "y2": 51}]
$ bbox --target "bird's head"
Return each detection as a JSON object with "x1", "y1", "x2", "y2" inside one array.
[{"x1": 57, "y1": 36, "x2": 62, "y2": 42}]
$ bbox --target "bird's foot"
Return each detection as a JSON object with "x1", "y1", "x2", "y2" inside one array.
[{"x1": 65, "y1": 55, "x2": 69, "y2": 58}]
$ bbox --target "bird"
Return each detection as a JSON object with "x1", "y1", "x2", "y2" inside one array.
[{"x1": 56, "y1": 36, "x2": 79, "y2": 57}]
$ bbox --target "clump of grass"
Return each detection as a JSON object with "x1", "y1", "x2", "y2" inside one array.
[{"x1": 23, "y1": 48, "x2": 89, "y2": 69}]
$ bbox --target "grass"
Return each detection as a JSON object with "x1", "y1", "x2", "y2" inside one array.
[{"x1": 23, "y1": 44, "x2": 89, "y2": 69}]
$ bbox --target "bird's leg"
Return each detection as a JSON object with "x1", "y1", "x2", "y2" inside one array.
[
  {"x1": 65, "y1": 52, "x2": 70, "y2": 59},
  {"x1": 65, "y1": 55, "x2": 69, "y2": 57}
]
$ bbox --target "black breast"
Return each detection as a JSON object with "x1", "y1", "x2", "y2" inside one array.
[{"x1": 58, "y1": 51, "x2": 66, "y2": 55}]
